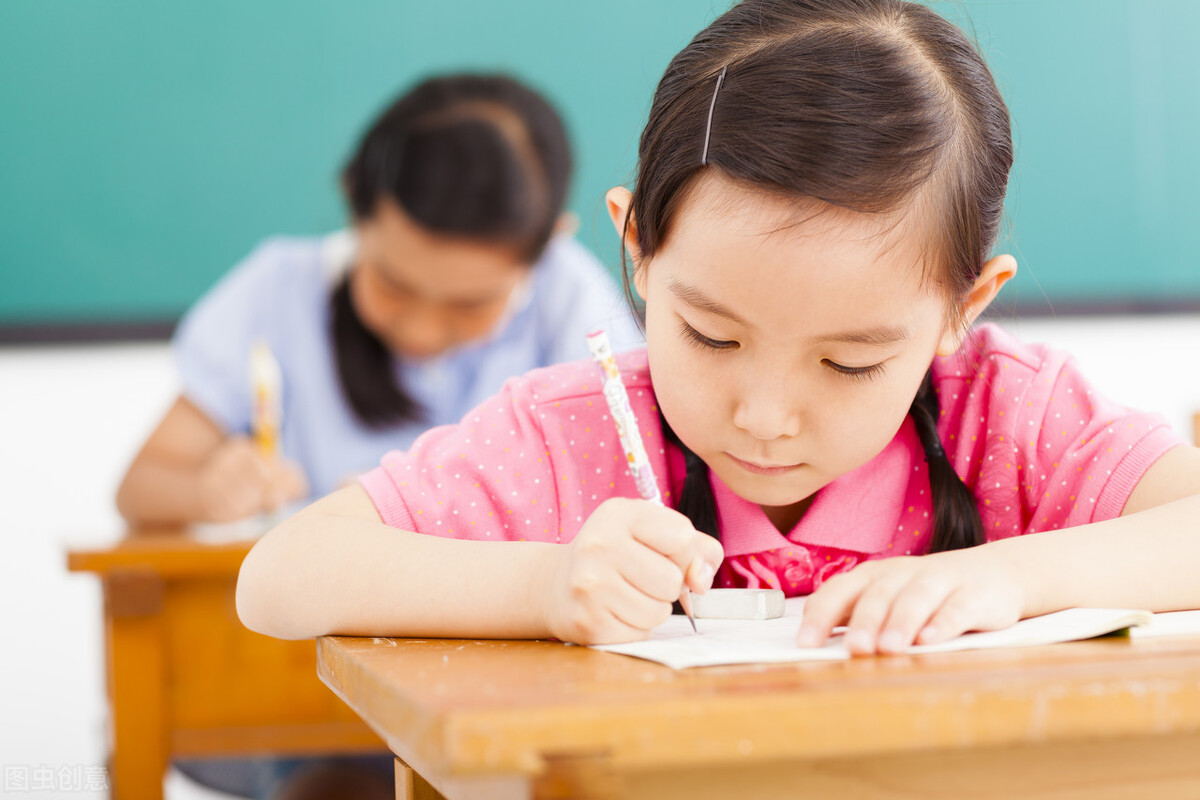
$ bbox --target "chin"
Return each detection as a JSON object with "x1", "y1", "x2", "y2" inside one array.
[{"x1": 717, "y1": 469, "x2": 816, "y2": 507}]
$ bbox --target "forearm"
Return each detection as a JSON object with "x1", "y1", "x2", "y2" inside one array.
[
  {"x1": 236, "y1": 487, "x2": 559, "y2": 640},
  {"x1": 116, "y1": 457, "x2": 207, "y2": 525},
  {"x1": 991, "y1": 493, "x2": 1200, "y2": 615}
]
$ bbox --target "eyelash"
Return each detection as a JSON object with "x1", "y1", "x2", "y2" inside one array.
[
  {"x1": 821, "y1": 360, "x2": 886, "y2": 381},
  {"x1": 679, "y1": 320, "x2": 738, "y2": 351},
  {"x1": 679, "y1": 320, "x2": 885, "y2": 381}
]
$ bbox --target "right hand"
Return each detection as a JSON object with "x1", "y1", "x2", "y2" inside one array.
[
  {"x1": 197, "y1": 437, "x2": 308, "y2": 523},
  {"x1": 542, "y1": 497, "x2": 724, "y2": 644}
]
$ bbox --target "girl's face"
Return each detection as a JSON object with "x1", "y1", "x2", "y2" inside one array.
[
  {"x1": 624, "y1": 173, "x2": 964, "y2": 532},
  {"x1": 351, "y1": 198, "x2": 530, "y2": 360}
]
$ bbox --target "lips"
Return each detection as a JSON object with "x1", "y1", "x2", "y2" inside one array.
[{"x1": 725, "y1": 453, "x2": 803, "y2": 476}]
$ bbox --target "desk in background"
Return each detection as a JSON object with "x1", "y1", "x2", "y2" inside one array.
[
  {"x1": 68, "y1": 528, "x2": 385, "y2": 800},
  {"x1": 319, "y1": 631, "x2": 1200, "y2": 800}
]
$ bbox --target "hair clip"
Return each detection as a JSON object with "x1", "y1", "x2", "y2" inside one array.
[{"x1": 701, "y1": 66, "x2": 728, "y2": 166}]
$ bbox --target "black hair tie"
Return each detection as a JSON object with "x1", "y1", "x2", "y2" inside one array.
[{"x1": 924, "y1": 439, "x2": 945, "y2": 460}]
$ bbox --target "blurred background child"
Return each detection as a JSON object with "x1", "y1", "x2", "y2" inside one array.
[{"x1": 116, "y1": 73, "x2": 641, "y2": 526}]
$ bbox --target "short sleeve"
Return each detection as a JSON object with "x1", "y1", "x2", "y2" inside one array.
[
  {"x1": 1021, "y1": 355, "x2": 1182, "y2": 527},
  {"x1": 171, "y1": 240, "x2": 288, "y2": 434},
  {"x1": 358, "y1": 376, "x2": 564, "y2": 542},
  {"x1": 937, "y1": 325, "x2": 1184, "y2": 538}
]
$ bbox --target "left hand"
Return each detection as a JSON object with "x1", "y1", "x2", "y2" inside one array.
[{"x1": 796, "y1": 546, "x2": 1027, "y2": 655}]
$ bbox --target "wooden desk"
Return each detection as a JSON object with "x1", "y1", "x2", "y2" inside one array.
[
  {"x1": 318, "y1": 632, "x2": 1200, "y2": 800},
  {"x1": 68, "y1": 528, "x2": 385, "y2": 800}
]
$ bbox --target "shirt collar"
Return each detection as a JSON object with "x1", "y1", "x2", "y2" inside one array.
[{"x1": 715, "y1": 417, "x2": 925, "y2": 557}]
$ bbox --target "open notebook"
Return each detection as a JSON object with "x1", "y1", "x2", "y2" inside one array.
[{"x1": 591, "y1": 597, "x2": 1186, "y2": 670}]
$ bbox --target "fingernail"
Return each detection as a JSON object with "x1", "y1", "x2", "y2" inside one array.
[
  {"x1": 796, "y1": 625, "x2": 820, "y2": 648},
  {"x1": 918, "y1": 625, "x2": 939, "y2": 644},
  {"x1": 878, "y1": 630, "x2": 905, "y2": 653},
  {"x1": 694, "y1": 561, "x2": 715, "y2": 590},
  {"x1": 845, "y1": 629, "x2": 873, "y2": 654}
]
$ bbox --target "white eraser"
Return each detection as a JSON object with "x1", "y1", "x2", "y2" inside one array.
[{"x1": 692, "y1": 588, "x2": 786, "y2": 620}]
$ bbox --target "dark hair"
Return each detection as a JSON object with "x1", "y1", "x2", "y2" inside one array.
[
  {"x1": 627, "y1": 0, "x2": 1013, "y2": 552},
  {"x1": 332, "y1": 73, "x2": 573, "y2": 428}
]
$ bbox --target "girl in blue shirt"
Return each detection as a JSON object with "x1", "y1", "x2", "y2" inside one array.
[
  {"x1": 117, "y1": 73, "x2": 640, "y2": 525},
  {"x1": 115, "y1": 73, "x2": 639, "y2": 800}
]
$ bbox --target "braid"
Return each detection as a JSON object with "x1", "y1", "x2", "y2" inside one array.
[
  {"x1": 658, "y1": 410, "x2": 721, "y2": 541},
  {"x1": 909, "y1": 371, "x2": 985, "y2": 552}
]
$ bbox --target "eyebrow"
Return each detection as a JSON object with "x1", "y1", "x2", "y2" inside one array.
[
  {"x1": 668, "y1": 280, "x2": 753, "y2": 328},
  {"x1": 668, "y1": 279, "x2": 909, "y2": 345},
  {"x1": 814, "y1": 325, "x2": 910, "y2": 346}
]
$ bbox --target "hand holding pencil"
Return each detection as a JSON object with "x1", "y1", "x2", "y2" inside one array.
[
  {"x1": 193, "y1": 341, "x2": 308, "y2": 524},
  {"x1": 536, "y1": 330, "x2": 722, "y2": 646},
  {"x1": 542, "y1": 496, "x2": 723, "y2": 645}
]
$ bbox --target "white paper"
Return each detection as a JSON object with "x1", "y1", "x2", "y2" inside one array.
[
  {"x1": 592, "y1": 597, "x2": 1152, "y2": 669},
  {"x1": 1130, "y1": 609, "x2": 1200, "y2": 639}
]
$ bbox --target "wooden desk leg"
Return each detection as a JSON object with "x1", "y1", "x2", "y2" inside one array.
[
  {"x1": 105, "y1": 569, "x2": 167, "y2": 800},
  {"x1": 395, "y1": 758, "x2": 446, "y2": 800}
]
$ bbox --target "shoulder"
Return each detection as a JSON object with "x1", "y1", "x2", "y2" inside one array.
[
  {"x1": 226, "y1": 235, "x2": 329, "y2": 292},
  {"x1": 504, "y1": 348, "x2": 652, "y2": 408},
  {"x1": 529, "y1": 236, "x2": 620, "y2": 294},
  {"x1": 932, "y1": 322, "x2": 1070, "y2": 394},
  {"x1": 187, "y1": 235, "x2": 328, "y2": 315}
]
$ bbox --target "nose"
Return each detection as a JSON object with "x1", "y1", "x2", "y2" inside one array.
[{"x1": 732, "y1": 385, "x2": 801, "y2": 441}]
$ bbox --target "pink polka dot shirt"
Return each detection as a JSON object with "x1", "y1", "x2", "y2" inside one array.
[{"x1": 360, "y1": 324, "x2": 1183, "y2": 595}]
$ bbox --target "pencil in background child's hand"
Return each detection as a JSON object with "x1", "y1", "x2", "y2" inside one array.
[{"x1": 250, "y1": 340, "x2": 282, "y2": 460}]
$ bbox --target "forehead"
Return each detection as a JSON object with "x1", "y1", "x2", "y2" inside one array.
[
  {"x1": 655, "y1": 173, "x2": 944, "y2": 331},
  {"x1": 361, "y1": 198, "x2": 527, "y2": 296}
]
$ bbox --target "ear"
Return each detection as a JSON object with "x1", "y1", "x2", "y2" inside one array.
[
  {"x1": 936, "y1": 254, "x2": 1017, "y2": 356},
  {"x1": 605, "y1": 187, "x2": 649, "y2": 300}
]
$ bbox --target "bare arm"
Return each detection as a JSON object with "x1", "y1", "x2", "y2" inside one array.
[
  {"x1": 235, "y1": 484, "x2": 724, "y2": 642},
  {"x1": 116, "y1": 396, "x2": 306, "y2": 525},
  {"x1": 1002, "y1": 444, "x2": 1200, "y2": 614}
]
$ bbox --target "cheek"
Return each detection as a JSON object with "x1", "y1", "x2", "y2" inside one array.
[
  {"x1": 348, "y1": 271, "x2": 392, "y2": 331},
  {"x1": 824, "y1": 369, "x2": 928, "y2": 461},
  {"x1": 646, "y1": 337, "x2": 725, "y2": 447},
  {"x1": 452, "y1": 305, "x2": 508, "y2": 340}
]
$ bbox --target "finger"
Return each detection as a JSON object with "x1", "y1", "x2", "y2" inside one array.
[
  {"x1": 916, "y1": 588, "x2": 1002, "y2": 645},
  {"x1": 567, "y1": 577, "x2": 671, "y2": 645},
  {"x1": 559, "y1": 600, "x2": 649, "y2": 646},
  {"x1": 796, "y1": 570, "x2": 870, "y2": 648},
  {"x1": 683, "y1": 553, "x2": 718, "y2": 594},
  {"x1": 283, "y1": 461, "x2": 309, "y2": 499},
  {"x1": 227, "y1": 438, "x2": 273, "y2": 484},
  {"x1": 627, "y1": 504, "x2": 723, "y2": 575},
  {"x1": 614, "y1": 541, "x2": 686, "y2": 603},
  {"x1": 844, "y1": 573, "x2": 915, "y2": 655},
  {"x1": 877, "y1": 578, "x2": 956, "y2": 654},
  {"x1": 606, "y1": 574, "x2": 675, "y2": 634}
]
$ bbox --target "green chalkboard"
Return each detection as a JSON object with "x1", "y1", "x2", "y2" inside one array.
[{"x1": 2, "y1": 1, "x2": 1198, "y2": 329}]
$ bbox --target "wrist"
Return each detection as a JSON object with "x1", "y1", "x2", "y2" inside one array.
[
  {"x1": 529, "y1": 543, "x2": 565, "y2": 640},
  {"x1": 987, "y1": 535, "x2": 1053, "y2": 617}
]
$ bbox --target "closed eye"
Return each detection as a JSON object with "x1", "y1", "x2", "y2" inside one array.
[
  {"x1": 823, "y1": 359, "x2": 886, "y2": 381},
  {"x1": 679, "y1": 320, "x2": 738, "y2": 351}
]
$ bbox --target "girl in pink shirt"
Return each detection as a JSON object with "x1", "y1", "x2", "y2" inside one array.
[{"x1": 238, "y1": 0, "x2": 1200, "y2": 656}]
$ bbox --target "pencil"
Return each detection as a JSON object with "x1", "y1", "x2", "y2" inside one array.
[
  {"x1": 250, "y1": 340, "x2": 282, "y2": 460},
  {"x1": 587, "y1": 330, "x2": 699, "y2": 633}
]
